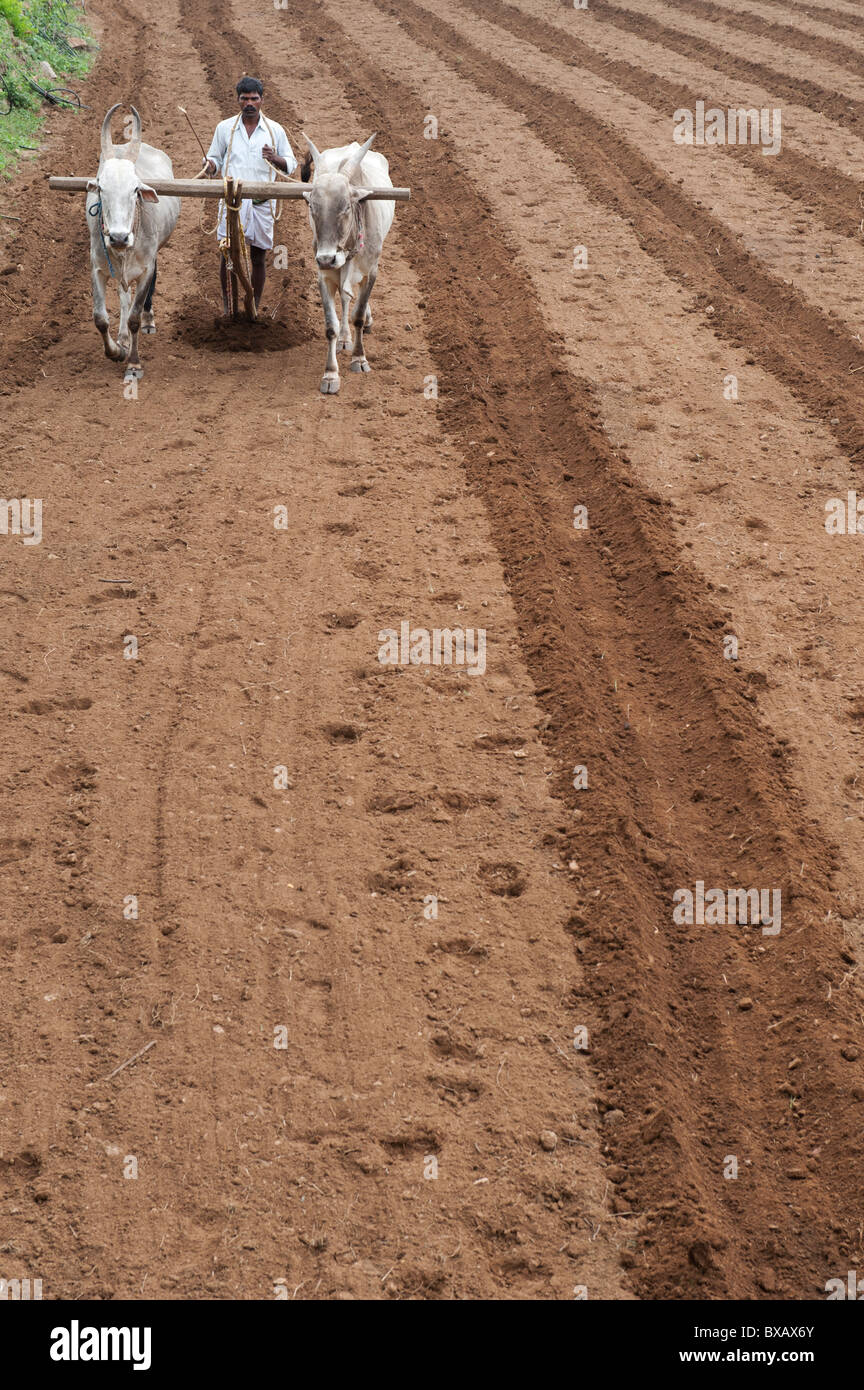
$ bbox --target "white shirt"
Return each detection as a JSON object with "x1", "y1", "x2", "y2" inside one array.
[{"x1": 206, "y1": 113, "x2": 297, "y2": 182}]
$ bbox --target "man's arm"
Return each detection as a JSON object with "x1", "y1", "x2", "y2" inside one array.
[{"x1": 262, "y1": 125, "x2": 297, "y2": 175}]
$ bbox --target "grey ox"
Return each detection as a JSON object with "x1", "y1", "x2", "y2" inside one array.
[
  {"x1": 86, "y1": 104, "x2": 180, "y2": 378},
  {"x1": 301, "y1": 133, "x2": 395, "y2": 394}
]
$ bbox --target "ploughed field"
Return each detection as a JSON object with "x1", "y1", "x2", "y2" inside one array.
[{"x1": 1, "y1": 0, "x2": 863, "y2": 1300}]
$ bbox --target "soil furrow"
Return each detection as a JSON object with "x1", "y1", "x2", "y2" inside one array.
[
  {"x1": 372, "y1": 0, "x2": 864, "y2": 484},
  {"x1": 464, "y1": 0, "x2": 864, "y2": 244},
  {"x1": 584, "y1": 0, "x2": 864, "y2": 128},
  {"x1": 280, "y1": 0, "x2": 864, "y2": 1298},
  {"x1": 754, "y1": 0, "x2": 864, "y2": 34},
  {"x1": 655, "y1": 0, "x2": 864, "y2": 73}
]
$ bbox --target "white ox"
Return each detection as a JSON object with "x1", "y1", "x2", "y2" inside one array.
[
  {"x1": 86, "y1": 104, "x2": 180, "y2": 378},
  {"x1": 301, "y1": 133, "x2": 394, "y2": 394}
]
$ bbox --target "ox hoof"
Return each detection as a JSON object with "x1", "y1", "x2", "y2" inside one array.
[
  {"x1": 141, "y1": 317, "x2": 156, "y2": 335},
  {"x1": 336, "y1": 337, "x2": 351, "y2": 353},
  {"x1": 124, "y1": 365, "x2": 144, "y2": 382},
  {"x1": 320, "y1": 374, "x2": 341, "y2": 395},
  {"x1": 350, "y1": 357, "x2": 370, "y2": 374}
]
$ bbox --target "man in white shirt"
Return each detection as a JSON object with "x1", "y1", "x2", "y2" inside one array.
[{"x1": 204, "y1": 77, "x2": 297, "y2": 312}]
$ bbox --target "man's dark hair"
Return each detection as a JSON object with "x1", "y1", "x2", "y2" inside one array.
[{"x1": 236, "y1": 77, "x2": 264, "y2": 96}]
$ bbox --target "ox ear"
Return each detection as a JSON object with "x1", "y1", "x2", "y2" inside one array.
[{"x1": 138, "y1": 183, "x2": 159, "y2": 203}]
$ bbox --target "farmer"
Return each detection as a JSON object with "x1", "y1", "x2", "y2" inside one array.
[{"x1": 203, "y1": 77, "x2": 297, "y2": 312}]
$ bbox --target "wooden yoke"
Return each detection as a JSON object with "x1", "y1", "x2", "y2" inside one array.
[{"x1": 48, "y1": 176, "x2": 411, "y2": 200}]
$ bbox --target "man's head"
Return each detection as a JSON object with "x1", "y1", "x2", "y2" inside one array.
[{"x1": 236, "y1": 77, "x2": 263, "y2": 115}]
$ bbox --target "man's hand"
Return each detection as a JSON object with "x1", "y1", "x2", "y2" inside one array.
[
  {"x1": 203, "y1": 157, "x2": 218, "y2": 177},
  {"x1": 262, "y1": 145, "x2": 288, "y2": 172}
]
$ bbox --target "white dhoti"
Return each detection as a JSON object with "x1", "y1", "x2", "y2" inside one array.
[{"x1": 217, "y1": 197, "x2": 276, "y2": 250}]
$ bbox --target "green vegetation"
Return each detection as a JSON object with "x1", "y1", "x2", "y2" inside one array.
[{"x1": 0, "y1": 0, "x2": 94, "y2": 178}]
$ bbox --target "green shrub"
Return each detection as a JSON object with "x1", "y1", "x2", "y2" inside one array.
[
  {"x1": 0, "y1": 0, "x2": 30, "y2": 39},
  {"x1": 0, "y1": 1, "x2": 93, "y2": 173}
]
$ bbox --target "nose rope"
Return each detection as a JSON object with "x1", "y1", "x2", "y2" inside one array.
[
  {"x1": 87, "y1": 196, "x2": 115, "y2": 278},
  {"x1": 87, "y1": 193, "x2": 142, "y2": 279}
]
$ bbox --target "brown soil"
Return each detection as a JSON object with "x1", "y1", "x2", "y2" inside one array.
[{"x1": 0, "y1": 0, "x2": 863, "y2": 1301}]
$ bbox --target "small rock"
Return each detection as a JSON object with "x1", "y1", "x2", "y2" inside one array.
[
  {"x1": 841, "y1": 1045, "x2": 859, "y2": 1062},
  {"x1": 738, "y1": 997, "x2": 754, "y2": 1011},
  {"x1": 603, "y1": 1109, "x2": 625, "y2": 1128},
  {"x1": 539, "y1": 1129, "x2": 558, "y2": 1152},
  {"x1": 641, "y1": 1108, "x2": 669, "y2": 1142},
  {"x1": 51, "y1": 929, "x2": 68, "y2": 943},
  {"x1": 786, "y1": 1167, "x2": 807, "y2": 1180},
  {"x1": 758, "y1": 1267, "x2": 777, "y2": 1292}
]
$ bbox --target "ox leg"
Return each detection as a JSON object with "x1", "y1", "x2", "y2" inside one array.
[
  {"x1": 124, "y1": 277, "x2": 152, "y2": 380},
  {"x1": 117, "y1": 284, "x2": 133, "y2": 359},
  {"x1": 337, "y1": 285, "x2": 353, "y2": 353},
  {"x1": 318, "y1": 273, "x2": 341, "y2": 395},
  {"x1": 141, "y1": 261, "x2": 157, "y2": 334},
  {"x1": 92, "y1": 264, "x2": 124, "y2": 362},
  {"x1": 350, "y1": 270, "x2": 377, "y2": 374}
]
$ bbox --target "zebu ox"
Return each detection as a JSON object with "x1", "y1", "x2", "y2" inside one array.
[
  {"x1": 86, "y1": 104, "x2": 180, "y2": 378},
  {"x1": 301, "y1": 133, "x2": 394, "y2": 394}
]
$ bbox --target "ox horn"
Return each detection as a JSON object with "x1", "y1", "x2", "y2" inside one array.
[
  {"x1": 302, "y1": 132, "x2": 321, "y2": 176},
  {"x1": 125, "y1": 105, "x2": 142, "y2": 162},
  {"x1": 342, "y1": 133, "x2": 376, "y2": 185},
  {"x1": 100, "y1": 102, "x2": 122, "y2": 161}
]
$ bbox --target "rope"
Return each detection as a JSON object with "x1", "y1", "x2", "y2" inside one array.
[
  {"x1": 87, "y1": 196, "x2": 115, "y2": 277},
  {"x1": 201, "y1": 111, "x2": 283, "y2": 236},
  {"x1": 87, "y1": 196, "x2": 142, "y2": 282}
]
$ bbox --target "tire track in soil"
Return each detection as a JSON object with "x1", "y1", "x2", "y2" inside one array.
[
  {"x1": 585, "y1": 0, "x2": 864, "y2": 130},
  {"x1": 466, "y1": 0, "x2": 864, "y2": 245},
  {"x1": 286, "y1": 0, "x2": 864, "y2": 1298}
]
